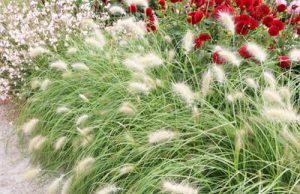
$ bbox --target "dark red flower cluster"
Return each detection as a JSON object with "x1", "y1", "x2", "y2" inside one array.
[
  {"x1": 194, "y1": 33, "x2": 211, "y2": 48},
  {"x1": 276, "y1": 4, "x2": 286, "y2": 12},
  {"x1": 250, "y1": 3, "x2": 270, "y2": 20},
  {"x1": 128, "y1": 4, "x2": 138, "y2": 13},
  {"x1": 187, "y1": 11, "x2": 204, "y2": 25},
  {"x1": 278, "y1": 56, "x2": 291, "y2": 69},
  {"x1": 239, "y1": 45, "x2": 251, "y2": 59},
  {"x1": 145, "y1": 8, "x2": 157, "y2": 32},
  {"x1": 234, "y1": 0, "x2": 261, "y2": 12},
  {"x1": 235, "y1": 14, "x2": 259, "y2": 35},
  {"x1": 268, "y1": 19, "x2": 285, "y2": 36},
  {"x1": 158, "y1": 0, "x2": 167, "y2": 9}
]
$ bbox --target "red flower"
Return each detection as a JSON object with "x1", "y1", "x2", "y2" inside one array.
[
  {"x1": 268, "y1": 25, "x2": 280, "y2": 36},
  {"x1": 145, "y1": 7, "x2": 154, "y2": 17},
  {"x1": 297, "y1": 27, "x2": 300, "y2": 36},
  {"x1": 158, "y1": 0, "x2": 167, "y2": 9},
  {"x1": 128, "y1": 4, "x2": 138, "y2": 13},
  {"x1": 272, "y1": 19, "x2": 285, "y2": 30},
  {"x1": 215, "y1": 0, "x2": 225, "y2": 4},
  {"x1": 239, "y1": 45, "x2": 252, "y2": 59},
  {"x1": 146, "y1": 22, "x2": 156, "y2": 32},
  {"x1": 212, "y1": 51, "x2": 225, "y2": 64},
  {"x1": 251, "y1": 4, "x2": 270, "y2": 20},
  {"x1": 194, "y1": 33, "x2": 211, "y2": 49},
  {"x1": 278, "y1": 56, "x2": 291, "y2": 69},
  {"x1": 187, "y1": 11, "x2": 204, "y2": 25},
  {"x1": 170, "y1": 0, "x2": 181, "y2": 3},
  {"x1": 276, "y1": 4, "x2": 286, "y2": 12},
  {"x1": 262, "y1": 15, "x2": 273, "y2": 27},
  {"x1": 213, "y1": 5, "x2": 235, "y2": 18},
  {"x1": 191, "y1": 0, "x2": 206, "y2": 7},
  {"x1": 235, "y1": 14, "x2": 259, "y2": 35},
  {"x1": 235, "y1": 0, "x2": 262, "y2": 12}
]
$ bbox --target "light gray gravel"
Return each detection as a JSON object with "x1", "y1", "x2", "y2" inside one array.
[{"x1": 0, "y1": 104, "x2": 46, "y2": 194}]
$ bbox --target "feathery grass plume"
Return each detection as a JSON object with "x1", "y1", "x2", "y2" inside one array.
[
  {"x1": 164, "y1": 35, "x2": 172, "y2": 43},
  {"x1": 54, "y1": 136, "x2": 67, "y2": 151},
  {"x1": 28, "y1": 135, "x2": 47, "y2": 152},
  {"x1": 109, "y1": 5, "x2": 126, "y2": 15},
  {"x1": 262, "y1": 107, "x2": 300, "y2": 123},
  {"x1": 118, "y1": 101, "x2": 136, "y2": 115},
  {"x1": 172, "y1": 82, "x2": 195, "y2": 106},
  {"x1": 201, "y1": 70, "x2": 213, "y2": 97},
  {"x1": 80, "y1": 18, "x2": 98, "y2": 29},
  {"x1": 110, "y1": 17, "x2": 146, "y2": 38},
  {"x1": 289, "y1": 48, "x2": 300, "y2": 61},
  {"x1": 85, "y1": 37, "x2": 104, "y2": 49},
  {"x1": 263, "y1": 71, "x2": 276, "y2": 89},
  {"x1": 29, "y1": 46, "x2": 49, "y2": 58},
  {"x1": 95, "y1": 184, "x2": 119, "y2": 194},
  {"x1": 40, "y1": 79, "x2": 51, "y2": 91},
  {"x1": 79, "y1": 94, "x2": 90, "y2": 103},
  {"x1": 182, "y1": 30, "x2": 194, "y2": 54},
  {"x1": 71, "y1": 63, "x2": 89, "y2": 71},
  {"x1": 218, "y1": 11, "x2": 235, "y2": 34},
  {"x1": 76, "y1": 114, "x2": 89, "y2": 126},
  {"x1": 278, "y1": 87, "x2": 291, "y2": 102},
  {"x1": 123, "y1": 55, "x2": 146, "y2": 73},
  {"x1": 148, "y1": 129, "x2": 177, "y2": 144},
  {"x1": 212, "y1": 65, "x2": 225, "y2": 83},
  {"x1": 168, "y1": 49, "x2": 176, "y2": 61},
  {"x1": 245, "y1": 42, "x2": 267, "y2": 62},
  {"x1": 245, "y1": 77, "x2": 258, "y2": 89},
  {"x1": 49, "y1": 60, "x2": 68, "y2": 71},
  {"x1": 262, "y1": 88, "x2": 284, "y2": 106},
  {"x1": 56, "y1": 106, "x2": 70, "y2": 114},
  {"x1": 75, "y1": 157, "x2": 95, "y2": 175},
  {"x1": 214, "y1": 46, "x2": 241, "y2": 67},
  {"x1": 22, "y1": 167, "x2": 41, "y2": 181},
  {"x1": 162, "y1": 180, "x2": 198, "y2": 194},
  {"x1": 128, "y1": 82, "x2": 151, "y2": 95},
  {"x1": 235, "y1": 130, "x2": 244, "y2": 154},
  {"x1": 61, "y1": 176, "x2": 73, "y2": 194},
  {"x1": 22, "y1": 118, "x2": 39, "y2": 135},
  {"x1": 77, "y1": 127, "x2": 93, "y2": 137},
  {"x1": 192, "y1": 106, "x2": 200, "y2": 123},
  {"x1": 137, "y1": 53, "x2": 163, "y2": 68},
  {"x1": 31, "y1": 79, "x2": 41, "y2": 90},
  {"x1": 80, "y1": 134, "x2": 94, "y2": 148},
  {"x1": 47, "y1": 176, "x2": 63, "y2": 194},
  {"x1": 281, "y1": 126, "x2": 300, "y2": 149},
  {"x1": 226, "y1": 91, "x2": 244, "y2": 103},
  {"x1": 119, "y1": 164, "x2": 135, "y2": 175},
  {"x1": 67, "y1": 47, "x2": 78, "y2": 55},
  {"x1": 124, "y1": 0, "x2": 148, "y2": 7}
]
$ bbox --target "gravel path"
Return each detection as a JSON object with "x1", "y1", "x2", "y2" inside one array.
[{"x1": 0, "y1": 104, "x2": 46, "y2": 194}]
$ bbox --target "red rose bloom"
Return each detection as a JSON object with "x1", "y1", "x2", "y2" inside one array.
[
  {"x1": 297, "y1": 27, "x2": 300, "y2": 36},
  {"x1": 212, "y1": 51, "x2": 225, "y2": 64},
  {"x1": 235, "y1": 14, "x2": 259, "y2": 35},
  {"x1": 187, "y1": 11, "x2": 204, "y2": 25},
  {"x1": 194, "y1": 33, "x2": 211, "y2": 49},
  {"x1": 268, "y1": 25, "x2": 280, "y2": 36},
  {"x1": 170, "y1": 0, "x2": 181, "y2": 3},
  {"x1": 262, "y1": 15, "x2": 273, "y2": 27},
  {"x1": 145, "y1": 7, "x2": 153, "y2": 17},
  {"x1": 272, "y1": 19, "x2": 285, "y2": 30},
  {"x1": 278, "y1": 56, "x2": 291, "y2": 69},
  {"x1": 213, "y1": 5, "x2": 235, "y2": 18},
  {"x1": 128, "y1": 4, "x2": 138, "y2": 13},
  {"x1": 251, "y1": 3, "x2": 270, "y2": 20},
  {"x1": 239, "y1": 45, "x2": 252, "y2": 59},
  {"x1": 276, "y1": 4, "x2": 286, "y2": 12},
  {"x1": 158, "y1": 0, "x2": 167, "y2": 9},
  {"x1": 191, "y1": 0, "x2": 206, "y2": 7}
]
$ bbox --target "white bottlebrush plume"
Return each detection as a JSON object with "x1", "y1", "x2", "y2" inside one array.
[
  {"x1": 61, "y1": 176, "x2": 73, "y2": 194},
  {"x1": 235, "y1": 130, "x2": 244, "y2": 153},
  {"x1": 75, "y1": 157, "x2": 95, "y2": 175},
  {"x1": 40, "y1": 79, "x2": 51, "y2": 91},
  {"x1": 71, "y1": 63, "x2": 89, "y2": 71},
  {"x1": 31, "y1": 79, "x2": 41, "y2": 90},
  {"x1": 109, "y1": 5, "x2": 126, "y2": 15},
  {"x1": 29, "y1": 46, "x2": 49, "y2": 58},
  {"x1": 80, "y1": 134, "x2": 94, "y2": 148},
  {"x1": 192, "y1": 106, "x2": 201, "y2": 122},
  {"x1": 79, "y1": 94, "x2": 90, "y2": 103},
  {"x1": 76, "y1": 114, "x2": 89, "y2": 126},
  {"x1": 262, "y1": 88, "x2": 284, "y2": 106},
  {"x1": 67, "y1": 47, "x2": 78, "y2": 55},
  {"x1": 119, "y1": 101, "x2": 136, "y2": 115},
  {"x1": 289, "y1": 48, "x2": 300, "y2": 61},
  {"x1": 128, "y1": 82, "x2": 151, "y2": 95},
  {"x1": 168, "y1": 49, "x2": 176, "y2": 61},
  {"x1": 262, "y1": 106, "x2": 300, "y2": 123},
  {"x1": 182, "y1": 30, "x2": 194, "y2": 54},
  {"x1": 22, "y1": 167, "x2": 41, "y2": 181},
  {"x1": 137, "y1": 53, "x2": 163, "y2": 68},
  {"x1": 22, "y1": 118, "x2": 39, "y2": 135},
  {"x1": 80, "y1": 19, "x2": 98, "y2": 29},
  {"x1": 85, "y1": 37, "x2": 104, "y2": 49},
  {"x1": 95, "y1": 184, "x2": 119, "y2": 194},
  {"x1": 263, "y1": 71, "x2": 276, "y2": 89},
  {"x1": 123, "y1": 56, "x2": 145, "y2": 73},
  {"x1": 212, "y1": 65, "x2": 225, "y2": 83},
  {"x1": 124, "y1": 0, "x2": 148, "y2": 7},
  {"x1": 111, "y1": 17, "x2": 147, "y2": 38},
  {"x1": 54, "y1": 136, "x2": 67, "y2": 151},
  {"x1": 77, "y1": 127, "x2": 93, "y2": 137},
  {"x1": 245, "y1": 77, "x2": 258, "y2": 89},
  {"x1": 28, "y1": 135, "x2": 47, "y2": 152},
  {"x1": 281, "y1": 126, "x2": 300, "y2": 148},
  {"x1": 47, "y1": 176, "x2": 63, "y2": 194},
  {"x1": 148, "y1": 129, "x2": 177, "y2": 144},
  {"x1": 162, "y1": 180, "x2": 198, "y2": 194},
  {"x1": 201, "y1": 70, "x2": 213, "y2": 97},
  {"x1": 56, "y1": 106, "x2": 70, "y2": 114},
  {"x1": 226, "y1": 91, "x2": 244, "y2": 103},
  {"x1": 49, "y1": 60, "x2": 68, "y2": 71},
  {"x1": 278, "y1": 87, "x2": 291, "y2": 102},
  {"x1": 218, "y1": 11, "x2": 235, "y2": 34},
  {"x1": 214, "y1": 46, "x2": 240, "y2": 67},
  {"x1": 119, "y1": 164, "x2": 135, "y2": 175},
  {"x1": 172, "y1": 82, "x2": 195, "y2": 106},
  {"x1": 245, "y1": 42, "x2": 267, "y2": 63}
]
